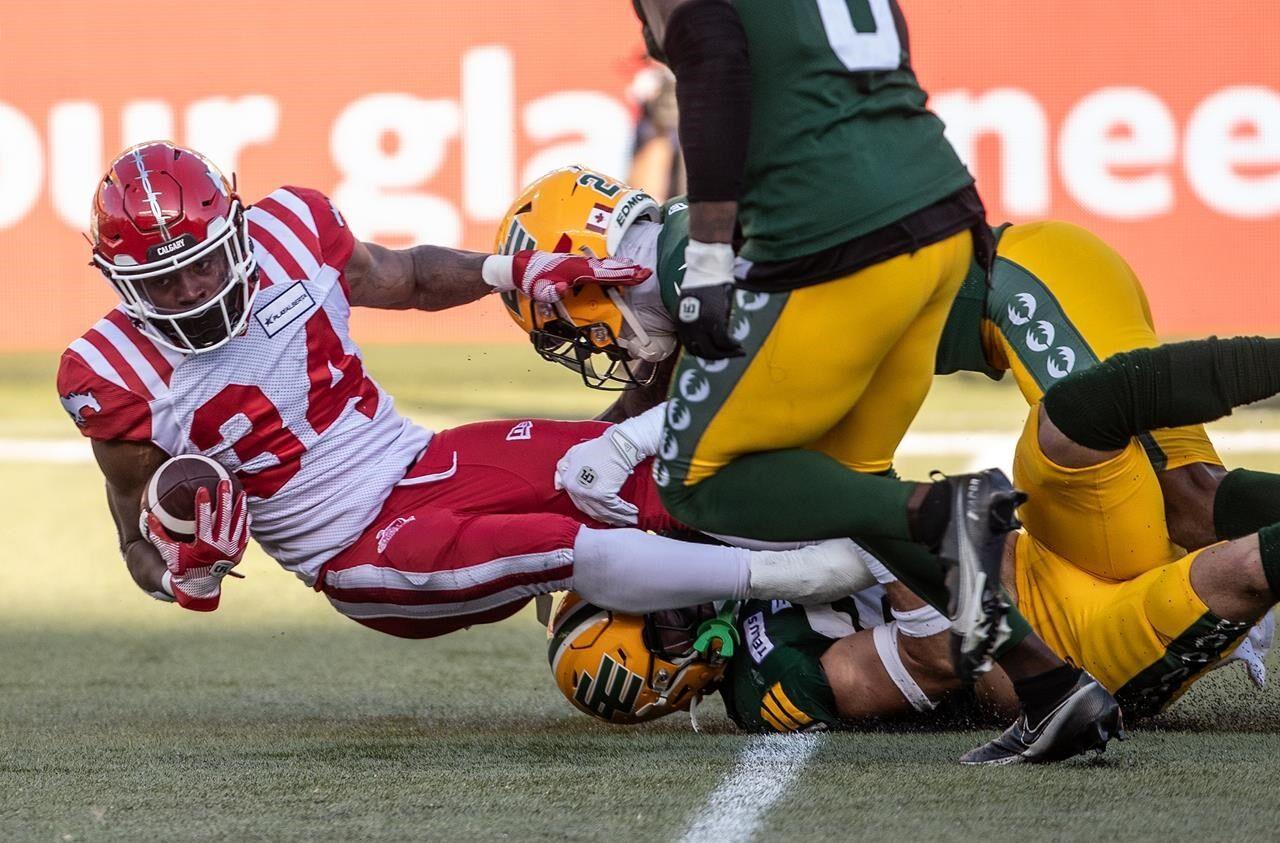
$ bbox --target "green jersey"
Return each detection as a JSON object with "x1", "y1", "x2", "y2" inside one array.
[
  {"x1": 655, "y1": 196, "x2": 691, "y2": 316},
  {"x1": 634, "y1": 0, "x2": 972, "y2": 268},
  {"x1": 730, "y1": 0, "x2": 973, "y2": 264},
  {"x1": 721, "y1": 598, "x2": 856, "y2": 732},
  {"x1": 720, "y1": 595, "x2": 988, "y2": 733}
]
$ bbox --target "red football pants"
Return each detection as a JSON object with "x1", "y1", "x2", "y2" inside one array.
[{"x1": 318, "y1": 418, "x2": 676, "y2": 639}]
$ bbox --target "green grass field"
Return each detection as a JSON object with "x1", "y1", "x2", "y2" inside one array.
[{"x1": 6, "y1": 345, "x2": 1280, "y2": 841}]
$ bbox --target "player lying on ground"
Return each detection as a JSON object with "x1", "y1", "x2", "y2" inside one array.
[
  {"x1": 550, "y1": 334, "x2": 1280, "y2": 764},
  {"x1": 499, "y1": 168, "x2": 1280, "y2": 760},
  {"x1": 496, "y1": 168, "x2": 1122, "y2": 762},
  {"x1": 56, "y1": 141, "x2": 875, "y2": 638}
]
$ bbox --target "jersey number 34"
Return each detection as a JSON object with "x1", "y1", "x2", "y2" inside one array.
[{"x1": 189, "y1": 310, "x2": 379, "y2": 498}]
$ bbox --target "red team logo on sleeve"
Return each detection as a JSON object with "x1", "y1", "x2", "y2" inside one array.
[{"x1": 55, "y1": 333, "x2": 170, "y2": 446}]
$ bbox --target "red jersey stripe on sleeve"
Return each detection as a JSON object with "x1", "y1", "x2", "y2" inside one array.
[
  {"x1": 248, "y1": 220, "x2": 306, "y2": 281},
  {"x1": 104, "y1": 309, "x2": 175, "y2": 385},
  {"x1": 280, "y1": 186, "x2": 356, "y2": 273},
  {"x1": 91, "y1": 316, "x2": 170, "y2": 400},
  {"x1": 261, "y1": 188, "x2": 319, "y2": 237},
  {"x1": 57, "y1": 349, "x2": 154, "y2": 443},
  {"x1": 84, "y1": 328, "x2": 153, "y2": 401},
  {"x1": 255, "y1": 195, "x2": 321, "y2": 259}
]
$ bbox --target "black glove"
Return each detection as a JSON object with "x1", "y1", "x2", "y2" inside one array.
[
  {"x1": 676, "y1": 282, "x2": 744, "y2": 360},
  {"x1": 676, "y1": 240, "x2": 744, "y2": 360}
]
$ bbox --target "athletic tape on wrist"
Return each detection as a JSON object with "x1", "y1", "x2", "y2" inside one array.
[
  {"x1": 681, "y1": 240, "x2": 736, "y2": 291},
  {"x1": 872, "y1": 623, "x2": 937, "y2": 712},
  {"x1": 481, "y1": 254, "x2": 515, "y2": 291},
  {"x1": 891, "y1": 604, "x2": 950, "y2": 638}
]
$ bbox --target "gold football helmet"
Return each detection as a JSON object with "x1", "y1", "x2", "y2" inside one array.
[
  {"x1": 548, "y1": 593, "x2": 728, "y2": 725},
  {"x1": 494, "y1": 166, "x2": 664, "y2": 390}
]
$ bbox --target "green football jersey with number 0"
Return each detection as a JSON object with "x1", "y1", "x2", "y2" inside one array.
[{"x1": 729, "y1": 0, "x2": 973, "y2": 263}]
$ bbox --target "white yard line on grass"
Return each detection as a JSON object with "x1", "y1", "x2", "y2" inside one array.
[
  {"x1": 10, "y1": 430, "x2": 1280, "y2": 467},
  {"x1": 677, "y1": 733, "x2": 823, "y2": 843},
  {"x1": 0, "y1": 438, "x2": 96, "y2": 463}
]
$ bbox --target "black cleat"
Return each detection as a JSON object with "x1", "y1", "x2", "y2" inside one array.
[
  {"x1": 960, "y1": 671, "x2": 1125, "y2": 765},
  {"x1": 937, "y1": 468, "x2": 1027, "y2": 681}
]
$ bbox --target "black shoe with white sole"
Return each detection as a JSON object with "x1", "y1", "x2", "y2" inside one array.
[
  {"x1": 960, "y1": 671, "x2": 1125, "y2": 765},
  {"x1": 937, "y1": 468, "x2": 1027, "y2": 681}
]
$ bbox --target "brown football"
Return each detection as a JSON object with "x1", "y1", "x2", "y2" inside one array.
[{"x1": 144, "y1": 454, "x2": 242, "y2": 543}]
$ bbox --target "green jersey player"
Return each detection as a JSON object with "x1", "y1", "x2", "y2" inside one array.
[
  {"x1": 630, "y1": 1, "x2": 1032, "y2": 713},
  {"x1": 497, "y1": 165, "x2": 1118, "y2": 763}
]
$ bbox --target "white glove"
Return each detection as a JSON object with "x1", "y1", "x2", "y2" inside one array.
[{"x1": 554, "y1": 403, "x2": 667, "y2": 526}]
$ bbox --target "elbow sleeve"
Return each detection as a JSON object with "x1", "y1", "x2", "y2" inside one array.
[{"x1": 663, "y1": 0, "x2": 752, "y2": 203}]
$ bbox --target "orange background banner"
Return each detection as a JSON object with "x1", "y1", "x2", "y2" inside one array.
[{"x1": 2, "y1": 1, "x2": 1278, "y2": 351}]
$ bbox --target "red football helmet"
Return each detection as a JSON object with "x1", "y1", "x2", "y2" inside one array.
[{"x1": 90, "y1": 141, "x2": 258, "y2": 353}]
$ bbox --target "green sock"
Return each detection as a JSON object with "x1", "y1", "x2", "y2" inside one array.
[
  {"x1": 661, "y1": 448, "x2": 915, "y2": 542},
  {"x1": 1214, "y1": 469, "x2": 1280, "y2": 540},
  {"x1": 1257, "y1": 523, "x2": 1280, "y2": 601},
  {"x1": 1043, "y1": 336, "x2": 1280, "y2": 452}
]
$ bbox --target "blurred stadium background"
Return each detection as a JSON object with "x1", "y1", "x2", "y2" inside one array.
[
  {"x1": 4, "y1": 0, "x2": 1280, "y2": 351},
  {"x1": 5, "y1": 1, "x2": 1280, "y2": 839}
]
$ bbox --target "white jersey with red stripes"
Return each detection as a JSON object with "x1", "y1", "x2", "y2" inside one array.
[{"x1": 56, "y1": 186, "x2": 432, "y2": 584}]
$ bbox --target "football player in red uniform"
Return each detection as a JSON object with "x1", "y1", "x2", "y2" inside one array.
[{"x1": 58, "y1": 141, "x2": 875, "y2": 637}]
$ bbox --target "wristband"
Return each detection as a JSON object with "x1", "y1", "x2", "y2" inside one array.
[
  {"x1": 872, "y1": 623, "x2": 938, "y2": 712},
  {"x1": 891, "y1": 603, "x2": 951, "y2": 638},
  {"x1": 147, "y1": 570, "x2": 177, "y2": 602},
  {"x1": 680, "y1": 240, "x2": 735, "y2": 291},
  {"x1": 481, "y1": 254, "x2": 515, "y2": 291},
  {"x1": 612, "y1": 402, "x2": 668, "y2": 461}
]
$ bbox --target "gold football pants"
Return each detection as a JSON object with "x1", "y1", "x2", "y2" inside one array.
[
  {"x1": 1012, "y1": 410, "x2": 1251, "y2": 717},
  {"x1": 984, "y1": 221, "x2": 1220, "y2": 471},
  {"x1": 658, "y1": 229, "x2": 973, "y2": 493}
]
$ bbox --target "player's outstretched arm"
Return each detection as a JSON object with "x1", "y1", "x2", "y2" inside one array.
[
  {"x1": 344, "y1": 240, "x2": 651, "y2": 312},
  {"x1": 345, "y1": 241, "x2": 487, "y2": 311},
  {"x1": 92, "y1": 438, "x2": 171, "y2": 598},
  {"x1": 819, "y1": 583, "x2": 962, "y2": 720}
]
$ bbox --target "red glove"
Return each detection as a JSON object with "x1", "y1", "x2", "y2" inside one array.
[
  {"x1": 142, "y1": 480, "x2": 250, "y2": 612},
  {"x1": 511, "y1": 250, "x2": 652, "y2": 303}
]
